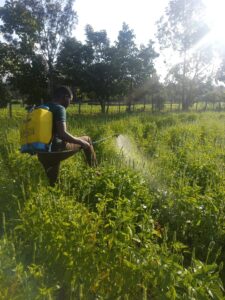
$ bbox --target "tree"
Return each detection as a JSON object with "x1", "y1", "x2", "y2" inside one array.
[
  {"x1": 82, "y1": 25, "x2": 116, "y2": 113},
  {"x1": 9, "y1": 54, "x2": 48, "y2": 104},
  {"x1": 165, "y1": 45, "x2": 214, "y2": 110},
  {"x1": 0, "y1": 0, "x2": 77, "y2": 97},
  {"x1": 114, "y1": 23, "x2": 138, "y2": 111},
  {"x1": 129, "y1": 42, "x2": 159, "y2": 110},
  {"x1": 216, "y1": 52, "x2": 225, "y2": 85},
  {"x1": 157, "y1": 0, "x2": 209, "y2": 110},
  {"x1": 115, "y1": 23, "x2": 158, "y2": 111},
  {"x1": 56, "y1": 37, "x2": 93, "y2": 94},
  {"x1": 200, "y1": 85, "x2": 225, "y2": 111},
  {"x1": 57, "y1": 24, "x2": 159, "y2": 113},
  {"x1": 0, "y1": 42, "x2": 14, "y2": 108}
]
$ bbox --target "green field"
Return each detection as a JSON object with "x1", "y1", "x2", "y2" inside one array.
[{"x1": 0, "y1": 107, "x2": 225, "y2": 299}]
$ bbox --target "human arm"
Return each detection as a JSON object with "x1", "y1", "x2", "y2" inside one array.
[{"x1": 55, "y1": 121, "x2": 91, "y2": 149}]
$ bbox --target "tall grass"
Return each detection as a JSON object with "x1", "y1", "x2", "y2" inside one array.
[{"x1": 0, "y1": 107, "x2": 224, "y2": 299}]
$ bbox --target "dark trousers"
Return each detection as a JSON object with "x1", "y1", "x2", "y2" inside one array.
[
  {"x1": 38, "y1": 150, "x2": 76, "y2": 186},
  {"x1": 38, "y1": 136, "x2": 97, "y2": 186}
]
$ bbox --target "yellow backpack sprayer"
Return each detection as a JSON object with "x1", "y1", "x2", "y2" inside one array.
[
  {"x1": 20, "y1": 104, "x2": 119, "y2": 155},
  {"x1": 20, "y1": 105, "x2": 53, "y2": 154}
]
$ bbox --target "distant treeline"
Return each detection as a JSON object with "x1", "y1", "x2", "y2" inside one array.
[{"x1": 0, "y1": 0, "x2": 225, "y2": 113}]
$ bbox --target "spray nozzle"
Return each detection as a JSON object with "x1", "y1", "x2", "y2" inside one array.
[{"x1": 93, "y1": 133, "x2": 120, "y2": 145}]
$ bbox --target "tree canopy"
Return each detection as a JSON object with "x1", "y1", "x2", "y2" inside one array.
[{"x1": 0, "y1": 0, "x2": 224, "y2": 111}]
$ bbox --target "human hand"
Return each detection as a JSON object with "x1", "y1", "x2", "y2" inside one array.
[{"x1": 80, "y1": 140, "x2": 91, "y2": 150}]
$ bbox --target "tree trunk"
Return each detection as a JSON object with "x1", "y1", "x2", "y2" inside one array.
[
  {"x1": 99, "y1": 100, "x2": 106, "y2": 113},
  {"x1": 48, "y1": 60, "x2": 54, "y2": 98},
  {"x1": 9, "y1": 99, "x2": 12, "y2": 118},
  {"x1": 179, "y1": 99, "x2": 181, "y2": 111},
  {"x1": 78, "y1": 100, "x2": 81, "y2": 114},
  {"x1": 182, "y1": 49, "x2": 189, "y2": 111},
  {"x1": 106, "y1": 101, "x2": 109, "y2": 114},
  {"x1": 126, "y1": 99, "x2": 132, "y2": 113},
  {"x1": 195, "y1": 102, "x2": 198, "y2": 111},
  {"x1": 182, "y1": 98, "x2": 189, "y2": 111},
  {"x1": 151, "y1": 95, "x2": 154, "y2": 113}
]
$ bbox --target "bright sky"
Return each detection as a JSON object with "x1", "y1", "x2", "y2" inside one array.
[
  {"x1": 74, "y1": 0, "x2": 168, "y2": 45},
  {"x1": 73, "y1": 0, "x2": 225, "y2": 47},
  {"x1": 1, "y1": 0, "x2": 225, "y2": 47},
  {"x1": 0, "y1": 0, "x2": 168, "y2": 45},
  {"x1": 1, "y1": 0, "x2": 225, "y2": 77}
]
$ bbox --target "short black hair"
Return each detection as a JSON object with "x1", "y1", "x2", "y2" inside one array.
[{"x1": 53, "y1": 86, "x2": 73, "y2": 101}]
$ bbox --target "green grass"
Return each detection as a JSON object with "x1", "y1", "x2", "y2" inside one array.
[{"x1": 0, "y1": 107, "x2": 225, "y2": 299}]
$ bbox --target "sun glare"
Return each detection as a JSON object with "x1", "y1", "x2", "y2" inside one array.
[{"x1": 203, "y1": 0, "x2": 225, "y2": 44}]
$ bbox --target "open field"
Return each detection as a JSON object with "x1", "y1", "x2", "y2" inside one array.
[{"x1": 0, "y1": 107, "x2": 225, "y2": 299}]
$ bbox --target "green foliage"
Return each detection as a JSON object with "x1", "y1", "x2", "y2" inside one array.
[
  {"x1": 10, "y1": 54, "x2": 48, "y2": 104},
  {"x1": 14, "y1": 172, "x2": 224, "y2": 299},
  {"x1": 0, "y1": 2, "x2": 160, "y2": 107},
  {"x1": 0, "y1": 0, "x2": 77, "y2": 99},
  {"x1": 0, "y1": 238, "x2": 54, "y2": 299},
  {"x1": 52, "y1": 22, "x2": 160, "y2": 113},
  {"x1": 0, "y1": 108, "x2": 225, "y2": 298}
]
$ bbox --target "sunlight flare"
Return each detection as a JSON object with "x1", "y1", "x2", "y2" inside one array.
[{"x1": 203, "y1": 0, "x2": 225, "y2": 44}]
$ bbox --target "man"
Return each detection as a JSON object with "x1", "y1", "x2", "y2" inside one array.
[{"x1": 38, "y1": 86, "x2": 97, "y2": 186}]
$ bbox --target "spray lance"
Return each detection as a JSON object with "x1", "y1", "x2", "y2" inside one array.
[{"x1": 92, "y1": 133, "x2": 120, "y2": 145}]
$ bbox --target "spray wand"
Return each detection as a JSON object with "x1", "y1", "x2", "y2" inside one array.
[{"x1": 92, "y1": 134, "x2": 119, "y2": 145}]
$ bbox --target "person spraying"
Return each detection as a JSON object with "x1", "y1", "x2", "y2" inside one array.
[{"x1": 21, "y1": 86, "x2": 97, "y2": 186}]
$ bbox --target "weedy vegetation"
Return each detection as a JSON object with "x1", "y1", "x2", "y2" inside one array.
[{"x1": 0, "y1": 106, "x2": 225, "y2": 299}]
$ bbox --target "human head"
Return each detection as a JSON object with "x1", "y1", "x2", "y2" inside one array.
[{"x1": 53, "y1": 86, "x2": 73, "y2": 108}]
